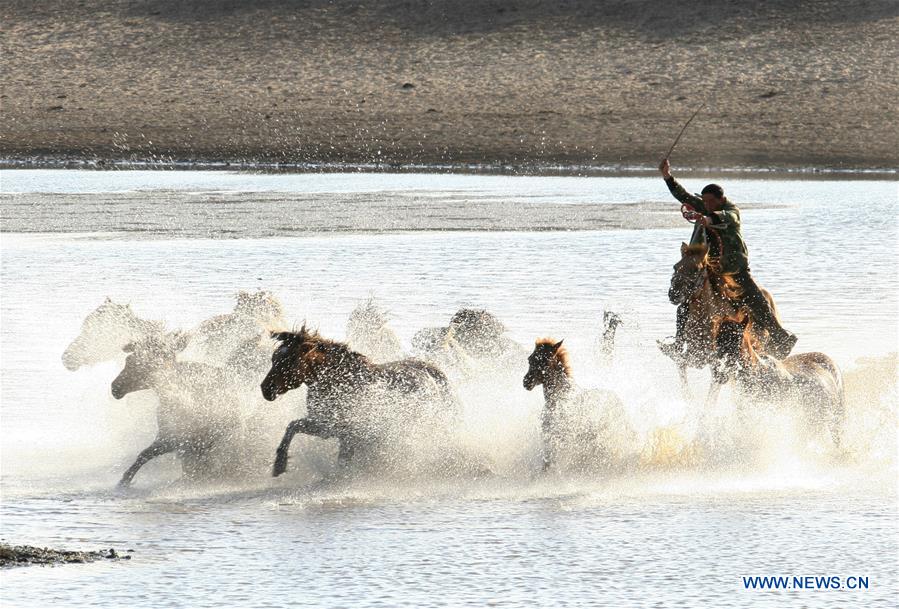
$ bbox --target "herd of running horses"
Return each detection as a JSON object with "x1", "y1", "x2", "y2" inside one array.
[{"x1": 61, "y1": 245, "x2": 845, "y2": 487}]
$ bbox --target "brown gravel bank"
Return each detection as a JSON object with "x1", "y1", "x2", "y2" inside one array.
[
  {"x1": 2, "y1": 0, "x2": 898, "y2": 170},
  {"x1": 0, "y1": 543, "x2": 132, "y2": 568}
]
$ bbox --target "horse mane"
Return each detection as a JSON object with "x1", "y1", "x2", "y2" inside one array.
[
  {"x1": 535, "y1": 337, "x2": 572, "y2": 377},
  {"x1": 282, "y1": 326, "x2": 375, "y2": 371},
  {"x1": 348, "y1": 298, "x2": 391, "y2": 329},
  {"x1": 682, "y1": 243, "x2": 709, "y2": 258}
]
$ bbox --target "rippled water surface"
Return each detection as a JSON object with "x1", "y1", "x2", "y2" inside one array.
[{"x1": 1, "y1": 170, "x2": 897, "y2": 608}]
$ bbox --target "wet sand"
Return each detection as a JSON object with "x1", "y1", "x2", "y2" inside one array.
[{"x1": 2, "y1": 0, "x2": 898, "y2": 171}]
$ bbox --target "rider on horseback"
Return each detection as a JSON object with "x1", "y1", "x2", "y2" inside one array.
[{"x1": 658, "y1": 159, "x2": 798, "y2": 359}]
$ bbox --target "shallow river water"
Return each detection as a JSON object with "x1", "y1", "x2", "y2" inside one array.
[{"x1": 1, "y1": 170, "x2": 897, "y2": 608}]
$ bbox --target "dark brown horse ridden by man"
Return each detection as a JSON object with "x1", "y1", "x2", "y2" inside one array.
[
  {"x1": 261, "y1": 325, "x2": 461, "y2": 476},
  {"x1": 658, "y1": 159, "x2": 797, "y2": 367},
  {"x1": 663, "y1": 240, "x2": 782, "y2": 400}
]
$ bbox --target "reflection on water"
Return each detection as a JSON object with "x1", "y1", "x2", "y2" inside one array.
[{"x1": 1, "y1": 171, "x2": 896, "y2": 608}]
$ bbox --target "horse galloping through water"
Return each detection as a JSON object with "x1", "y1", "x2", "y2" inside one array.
[
  {"x1": 346, "y1": 297, "x2": 404, "y2": 364},
  {"x1": 261, "y1": 326, "x2": 460, "y2": 476},
  {"x1": 413, "y1": 308, "x2": 527, "y2": 379},
  {"x1": 663, "y1": 242, "x2": 780, "y2": 401},
  {"x1": 523, "y1": 338, "x2": 634, "y2": 471},
  {"x1": 111, "y1": 332, "x2": 243, "y2": 486},
  {"x1": 712, "y1": 311, "x2": 845, "y2": 447},
  {"x1": 189, "y1": 290, "x2": 286, "y2": 365},
  {"x1": 62, "y1": 298, "x2": 163, "y2": 371}
]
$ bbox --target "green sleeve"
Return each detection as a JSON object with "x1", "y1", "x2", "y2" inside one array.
[
  {"x1": 664, "y1": 176, "x2": 706, "y2": 212},
  {"x1": 707, "y1": 208, "x2": 740, "y2": 230}
]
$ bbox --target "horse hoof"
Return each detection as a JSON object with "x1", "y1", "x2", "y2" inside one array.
[{"x1": 272, "y1": 457, "x2": 288, "y2": 477}]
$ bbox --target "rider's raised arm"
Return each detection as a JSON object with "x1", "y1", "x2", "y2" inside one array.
[
  {"x1": 664, "y1": 175, "x2": 706, "y2": 213},
  {"x1": 659, "y1": 159, "x2": 706, "y2": 212}
]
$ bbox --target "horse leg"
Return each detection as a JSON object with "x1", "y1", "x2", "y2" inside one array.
[
  {"x1": 830, "y1": 390, "x2": 846, "y2": 449},
  {"x1": 677, "y1": 364, "x2": 693, "y2": 401},
  {"x1": 272, "y1": 417, "x2": 328, "y2": 477},
  {"x1": 118, "y1": 437, "x2": 177, "y2": 487},
  {"x1": 337, "y1": 438, "x2": 356, "y2": 468},
  {"x1": 705, "y1": 380, "x2": 722, "y2": 409}
]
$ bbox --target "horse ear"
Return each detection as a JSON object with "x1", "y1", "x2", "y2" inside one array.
[
  {"x1": 680, "y1": 242, "x2": 688, "y2": 255},
  {"x1": 553, "y1": 339, "x2": 564, "y2": 350}
]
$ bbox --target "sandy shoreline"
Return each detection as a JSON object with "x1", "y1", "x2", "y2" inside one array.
[{"x1": 3, "y1": 1, "x2": 898, "y2": 171}]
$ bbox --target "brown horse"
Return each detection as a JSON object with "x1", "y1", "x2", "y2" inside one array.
[
  {"x1": 712, "y1": 311, "x2": 845, "y2": 447},
  {"x1": 663, "y1": 242, "x2": 780, "y2": 402},
  {"x1": 261, "y1": 326, "x2": 459, "y2": 476},
  {"x1": 523, "y1": 339, "x2": 633, "y2": 471},
  {"x1": 111, "y1": 332, "x2": 243, "y2": 486}
]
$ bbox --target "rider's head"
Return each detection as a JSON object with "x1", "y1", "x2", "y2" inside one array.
[{"x1": 701, "y1": 184, "x2": 725, "y2": 210}]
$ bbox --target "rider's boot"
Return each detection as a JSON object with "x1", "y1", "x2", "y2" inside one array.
[{"x1": 659, "y1": 303, "x2": 689, "y2": 363}]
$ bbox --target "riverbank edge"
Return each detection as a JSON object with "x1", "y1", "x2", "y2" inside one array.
[{"x1": 2, "y1": 157, "x2": 896, "y2": 180}]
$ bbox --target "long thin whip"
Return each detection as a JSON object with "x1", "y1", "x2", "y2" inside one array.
[{"x1": 665, "y1": 102, "x2": 705, "y2": 160}]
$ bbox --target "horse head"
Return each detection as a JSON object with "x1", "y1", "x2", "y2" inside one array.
[
  {"x1": 235, "y1": 290, "x2": 285, "y2": 326},
  {"x1": 602, "y1": 311, "x2": 623, "y2": 333},
  {"x1": 524, "y1": 339, "x2": 570, "y2": 391},
  {"x1": 261, "y1": 325, "x2": 321, "y2": 401},
  {"x1": 111, "y1": 331, "x2": 190, "y2": 399},
  {"x1": 669, "y1": 242, "x2": 709, "y2": 305},
  {"x1": 63, "y1": 299, "x2": 160, "y2": 371}
]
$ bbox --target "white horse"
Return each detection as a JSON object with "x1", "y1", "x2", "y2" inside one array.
[
  {"x1": 111, "y1": 332, "x2": 249, "y2": 486},
  {"x1": 188, "y1": 290, "x2": 286, "y2": 366},
  {"x1": 346, "y1": 297, "x2": 404, "y2": 364},
  {"x1": 62, "y1": 298, "x2": 163, "y2": 371}
]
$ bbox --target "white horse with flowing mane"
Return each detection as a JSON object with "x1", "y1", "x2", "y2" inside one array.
[
  {"x1": 62, "y1": 298, "x2": 164, "y2": 371},
  {"x1": 346, "y1": 297, "x2": 404, "y2": 364},
  {"x1": 189, "y1": 290, "x2": 286, "y2": 366}
]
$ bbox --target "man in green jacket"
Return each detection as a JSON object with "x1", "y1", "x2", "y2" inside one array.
[{"x1": 659, "y1": 158, "x2": 797, "y2": 359}]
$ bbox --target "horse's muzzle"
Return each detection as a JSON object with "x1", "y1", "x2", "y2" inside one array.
[
  {"x1": 260, "y1": 380, "x2": 279, "y2": 401},
  {"x1": 61, "y1": 348, "x2": 83, "y2": 371},
  {"x1": 523, "y1": 373, "x2": 537, "y2": 391},
  {"x1": 110, "y1": 379, "x2": 127, "y2": 400}
]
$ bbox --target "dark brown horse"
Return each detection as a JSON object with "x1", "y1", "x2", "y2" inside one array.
[
  {"x1": 663, "y1": 242, "x2": 780, "y2": 403},
  {"x1": 712, "y1": 311, "x2": 845, "y2": 447},
  {"x1": 111, "y1": 332, "x2": 242, "y2": 486},
  {"x1": 261, "y1": 326, "x2": 459, "y2": 476},
  {"x1": 524, "y1": 338, "x2": 632, "y2": 471}
]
